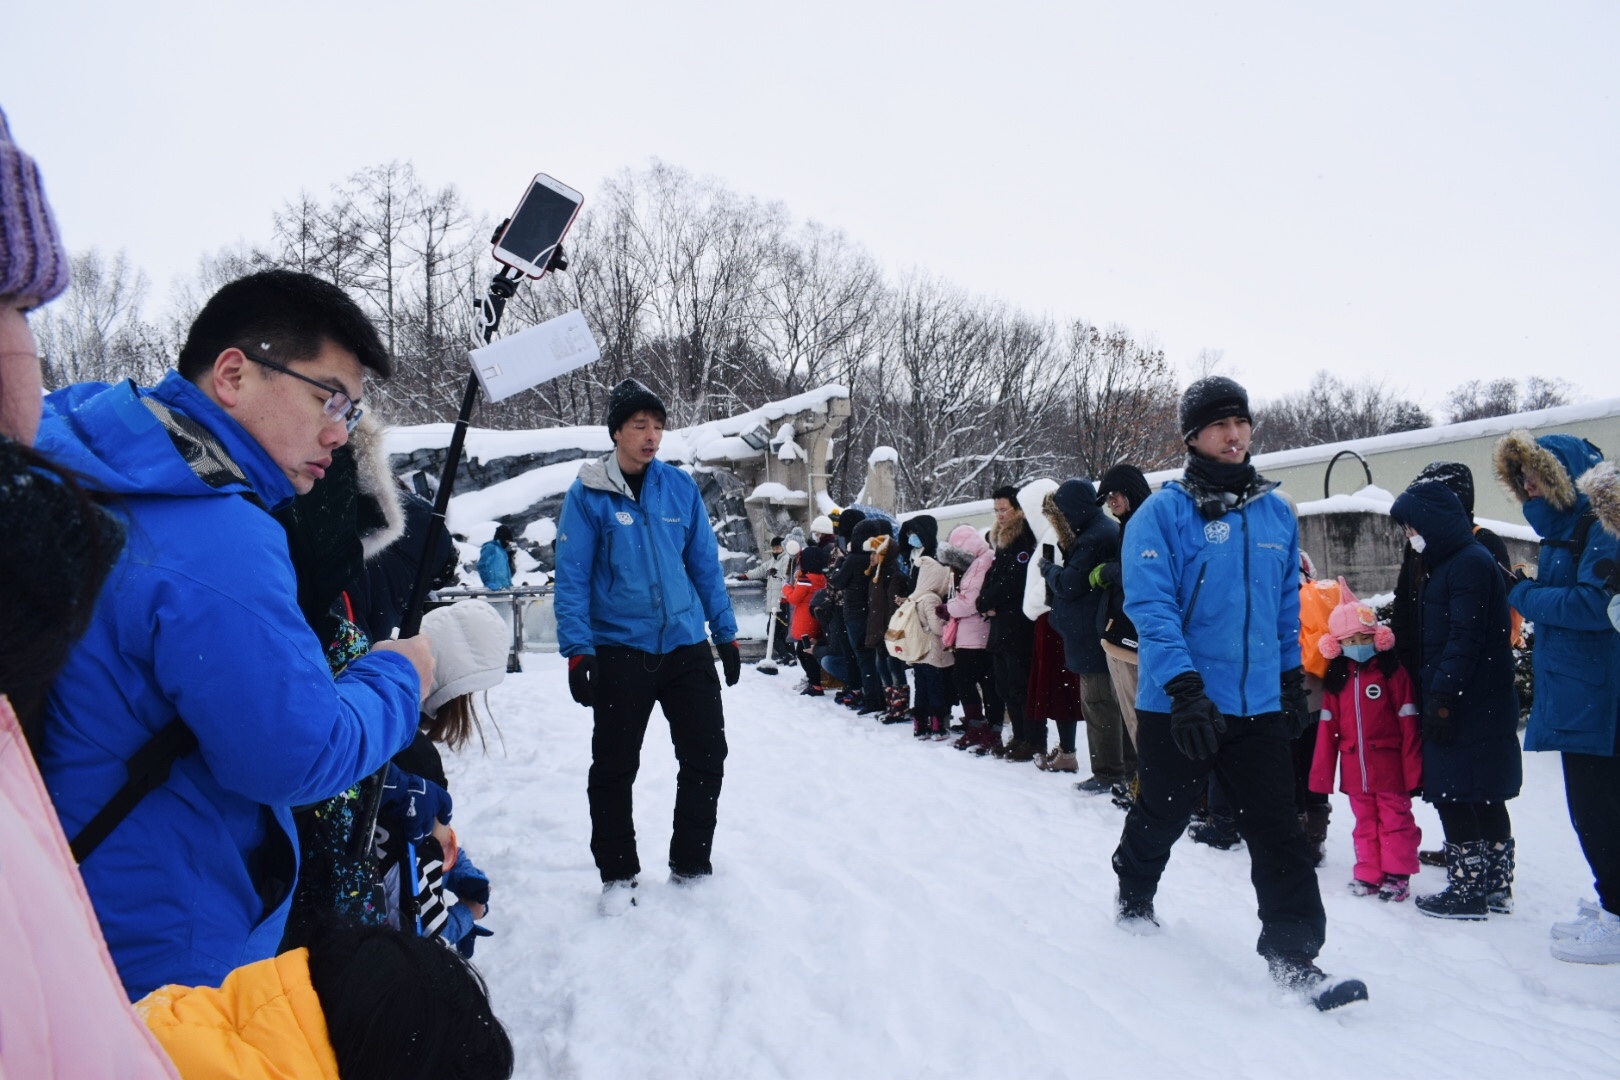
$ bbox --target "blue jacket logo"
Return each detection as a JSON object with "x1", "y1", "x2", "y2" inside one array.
[
  {"x1": 1203, "y1": 520, "x2": 1231, "y2": 544},
  {"x1": 615, "y1": 511, "x2": 634, "y2": 525}
]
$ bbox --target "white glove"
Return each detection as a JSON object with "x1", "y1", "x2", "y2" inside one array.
[{"x1": 420, "y1": 599, "x2": 510, "y2": 713}]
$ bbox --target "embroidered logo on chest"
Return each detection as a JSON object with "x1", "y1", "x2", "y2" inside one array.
[
  {"x1": 1365, "y1": 684, "x2": 1382, "y2": 701},
  {"x1": 615, "y1": 511, "x2": 634, "y2": 525},
  {"x1": 1203, "y1": 520, "x2": 1232, "y2": 544},
  {"x1": 1016, "y1": 551, "x2": 1031, "y2": 564}
]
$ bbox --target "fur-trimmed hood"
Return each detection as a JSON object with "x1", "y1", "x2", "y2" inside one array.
[
  {"x1": 348, "y1": 413, "x2": 406, "y2": 561},
  {"x1": 991, "y1": 506, "x2": 1033, "y2": 552},
  {"x1": 1578, "y1": 460, "x2": 1620, "y2": 539},
  {"x1": 1493, "y1": 429, "x2": 1600, "y2": 512},
  {"x1": 935, "y1": 542, "x2": 974, "y2": 574},
  {"x1": 1042, "y1": 479, "x2": 1101, "y2": 554}
]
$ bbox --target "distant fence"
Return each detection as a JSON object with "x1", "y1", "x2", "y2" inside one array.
[{"x1": 430, "y1": 581, "x2": 771, "y2": 655}]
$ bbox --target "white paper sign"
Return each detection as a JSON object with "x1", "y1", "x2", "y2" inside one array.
[{"x1": 470, "y1": 308, "x2": 600, "y2": 403}]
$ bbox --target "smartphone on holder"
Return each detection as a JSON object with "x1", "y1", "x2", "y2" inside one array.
[{"x1": 491, "y1": 174, "x2": 583, "y2": 279}]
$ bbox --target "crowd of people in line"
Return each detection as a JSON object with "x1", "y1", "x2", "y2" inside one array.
[
  {"x1": 4, "y1": 91, "x2": 1620, "y2": 1073},
  {"x1": 746, "y1": 374, "x2": 1620, "y2": 1005}
]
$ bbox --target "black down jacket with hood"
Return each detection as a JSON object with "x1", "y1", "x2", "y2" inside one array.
[
  {"x1": 1038, "y1": 478, "x2": 1119, "y2": 675},
  {"x1": 1388, "y1": 480, "x2": 1522, "y2": 804}
]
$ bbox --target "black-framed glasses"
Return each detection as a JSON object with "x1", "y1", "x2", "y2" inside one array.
[{"x1": 240, "y1": 348, "x2": 363, "y2": 433}]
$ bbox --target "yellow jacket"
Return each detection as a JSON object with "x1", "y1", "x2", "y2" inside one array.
[{"x1": 136, "y1": 948, "x2": 340, "y2": 1080}]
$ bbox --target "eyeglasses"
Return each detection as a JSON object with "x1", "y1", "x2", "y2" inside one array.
[{"x1": 240, "y1": 348, "x2": 363, "y2": 433}]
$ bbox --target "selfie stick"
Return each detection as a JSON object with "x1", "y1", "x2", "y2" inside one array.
[{"x1": 354, "y1": 233, "x2": 565, "y2": 877}]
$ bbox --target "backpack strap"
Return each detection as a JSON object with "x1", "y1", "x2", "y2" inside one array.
[
  {"x1": 69, "y1": 718, "x2": 198, "y2": 863},
  {"x1": 1543, "y1": 511, "x2": 1599, "y2": 570}
]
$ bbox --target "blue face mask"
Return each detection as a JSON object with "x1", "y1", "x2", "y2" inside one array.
[
  {"x1": 1342, "y1": 642, "x2": 1377, "y2": 664},
  {"x1": 907, "y1": 533, "x2": 924, "y2": 549}
]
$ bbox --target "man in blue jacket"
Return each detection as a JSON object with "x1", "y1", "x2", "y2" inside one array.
[
  {"x1": 35, "y1": 270, "x2": 433, "y2": 998},
  {"x1": 554, "y1": 379, "x2": 740, "y2": 914},
  {"x1": 1496, "y1": 431, "x2": 1620, "y2": 963},
  {"x1": 1111, "y1": 377, "x2": 1365, "y2": 1009}
]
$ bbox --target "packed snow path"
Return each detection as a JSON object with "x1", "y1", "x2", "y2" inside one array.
[{"x1": 448, "y1": 656, "x2": 1619, "y2": 1079}]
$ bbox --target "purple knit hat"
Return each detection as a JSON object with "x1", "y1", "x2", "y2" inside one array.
[{"x1": 0, "y1": 106, "x2": 70, "y2": 306}]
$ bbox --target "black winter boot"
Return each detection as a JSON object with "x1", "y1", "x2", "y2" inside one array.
[
  {"x1": 1415, "y1": 840, "x2": 1490, "y2": 920},
  {"x1": 1484, "y1": 838, "x2": 1516, "y2": 915},
  {"x1": 1265, "y1": 953, "x2": 1369, "y2": 1012}
]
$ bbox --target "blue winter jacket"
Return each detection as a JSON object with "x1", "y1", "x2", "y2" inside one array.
[
  {"x1": 1510, "y1": 435, "x2": 1620, "y2": 756},
  {"x1": 1123, "y1": 478, "x2": 1302, "y2": 716},
  {"x1": 477, "y1": 540, "x2": 513, "y2": 589},
  {"x1": 35, "y1": 373, "x2": 420, "y2": 998},
  {"x1": 1390, "y1": 481, "x2": 1522, "y2": 802},
  {"x1": 553, "y1": 456, "x2": 737, "y2": 656}
]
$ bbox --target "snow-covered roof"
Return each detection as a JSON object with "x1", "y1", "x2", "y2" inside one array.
[
  {"x1": 682, "y1": 384, "x2": 850, "y2": 464},
  {"x1": 1252, "y1": 396, "x2": 1620, "y2": 471}
]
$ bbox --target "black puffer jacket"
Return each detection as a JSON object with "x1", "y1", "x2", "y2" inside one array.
[
  {"x1": 828, "y1": 517, "x2": 888, "y2": 615},
  {"x1": 1038, "y1": 479, "x2": 1119, "y2": 675},
  {"x1": 978, "y1": 511, "x2": 1036, "y2": 651},
  {"x1": 1389, "y1": 480, "x2": 1522, "y2": 804},
  {"x1": 1390, "y1": 461, "x2": 1512, "y2": 678}
]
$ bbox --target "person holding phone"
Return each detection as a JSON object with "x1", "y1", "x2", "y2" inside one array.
[{"x1": 554, "y1": 378, "x2": 741, "y2": 915}]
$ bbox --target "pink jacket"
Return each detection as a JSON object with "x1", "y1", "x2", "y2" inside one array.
[
  {"x1": 1309, "y1": 660, "x2": 1423, "y2": 796},
  {"x1": 0, "y1": 696, "x2": 180, "y2": 1078},
  {"x1": 944, "y1": 524, "x2": 994, "y2": 650}
]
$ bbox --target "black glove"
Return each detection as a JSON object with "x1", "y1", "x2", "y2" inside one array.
[
  {"x1": 567, "y1": 654, "x2": 596, "y2": 707},
  {"x1": 1422, "y1": 694, "x2": 1458, "y2": 747},
  {"x1": 1280, "y1": 666, "x2": 1313, "y2": 738},
  {"x1": 1596, "y1": 557, "x2": 1618, "y2": 596},
  {"x1": 716, "y1": 640, "x2": 742, "y2": 686},
  {"x1": 1166, "y1": 671, "x2": 1226, "y2": 761}
]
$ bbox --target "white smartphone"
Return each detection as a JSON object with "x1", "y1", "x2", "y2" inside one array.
[{"x1": 490, "y1": 173, "x2": 583, "y2": 279}]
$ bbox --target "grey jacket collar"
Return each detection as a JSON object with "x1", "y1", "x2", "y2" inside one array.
[{"x1": 579, "y1": 452, "x2": 647, "y2": 500}]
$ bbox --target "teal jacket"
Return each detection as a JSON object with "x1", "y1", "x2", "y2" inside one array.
[
  {"x1": 35, "y1": 373, "x2": 420, "y2": 998},
  {"x1": 553, "y1": 456, "x2": 737, "y2": 656},
  {"x1": 1123, "y1": 479, "x2": 1302, "y2": 716}
]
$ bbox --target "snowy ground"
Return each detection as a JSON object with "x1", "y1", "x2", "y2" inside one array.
[{"x1": 445, "y1": 656, "x2": 1619, "y2": 1080}]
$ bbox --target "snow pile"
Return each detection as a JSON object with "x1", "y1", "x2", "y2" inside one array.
[
  {"x1": 1294, "y1": 484, "x2": 1540, "y2": 543},
  {"x1": 868, "y1": 445, "x2": 899, "y2": 464},
  {"x1": 745, "y1": 482, "x2": 808, "y2": 505},
  {"x1": 449, "y1": 659, "x2": 1620, "y2": 1079}
]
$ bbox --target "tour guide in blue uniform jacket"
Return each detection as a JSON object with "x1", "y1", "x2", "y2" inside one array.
[
  {"x1": 554, "y1": 378, "x2": 740, "y2": 914},
  {"x1": 1111, "y1": 376, "x2": 1366, "y2": 1010},
  {"x1": 34, "y1": 271, "x2": 432, "y2": 998}
]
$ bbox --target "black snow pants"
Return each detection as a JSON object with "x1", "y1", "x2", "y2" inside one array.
[
  {"x1": 1113, "y1": 709, "x2": 1327, "y2": 960},
  {"x1": 588, "y1": 642, "x2": 728, "y2": 882}
]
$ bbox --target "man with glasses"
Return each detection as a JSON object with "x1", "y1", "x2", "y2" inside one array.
[{"x1": 34, "y1": 269, "x2": 435, "y2": 998}]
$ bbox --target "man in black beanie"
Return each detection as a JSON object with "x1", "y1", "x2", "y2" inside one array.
[
  {"x1": 554, "y1": 378, "x2": 741, "y2": 915},
  {"x1": 1109, "y1": 376, "x2": 1367, "y2": 1009}
]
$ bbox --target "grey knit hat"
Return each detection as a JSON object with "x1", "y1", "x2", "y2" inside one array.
[{"x1": 0, "y1": 107, "x2": 70, "y2": 306}]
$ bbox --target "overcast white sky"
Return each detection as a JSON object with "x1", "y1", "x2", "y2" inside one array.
[{"x1": 5, "y1": 1, "x2": 1616, "y2": 410}]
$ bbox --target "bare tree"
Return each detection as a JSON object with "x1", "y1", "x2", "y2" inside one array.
[
  {"x1": 1252, "y1": 370, "x2": 1434, "y2": 452},
  {"x1": 35, "y1": 248, "x2": 166, "y2": 388},
  {"x1": 1443, "y1": 376, "x2": 1572, "y2": 424},
  {"x1": 1062, "y1": 321, "x2": 1183, "y2": 476}
]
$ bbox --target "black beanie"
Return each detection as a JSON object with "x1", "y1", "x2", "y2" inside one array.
[
  {"x1": 1415, "y1": 460, "x2": 1475, "y2": 518},
  {"x1": 605, "y1": 378, "x2": 667, "y2": 434},
  {"x1": 798, "y1": 545, "x2": 830, "y2": 576},
  {"x1": 1179, "y1": 376, "x2": 1250, "y2": 441},
  {"x1": 1095, "y1": 463, "x2": 1152, "y2": 510}
]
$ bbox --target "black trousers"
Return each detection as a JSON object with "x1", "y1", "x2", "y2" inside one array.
[
  {"x1": 1113, "y1": 709, "x2": 1327, "y2": 960},
  {"x1": 587, "y1": 642, "x2": 728, "y2": 882},
  {"x1": 1564, "y1": 751, "x2": 1620, "y2": 915},
  {"x1": 991, "y1": 640, "x2": 1031, "y2": 740},
  {"x1": 953, "y1": 648, "x2": 1002, "y2": 724}
]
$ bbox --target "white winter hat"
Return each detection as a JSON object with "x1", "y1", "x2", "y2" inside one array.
[
  {"x1": 810, "y1": 515, "x2": 834, "y2": 538},
  {"x1": 420, "y1": 599, "x2": 510, "y2": 713}
]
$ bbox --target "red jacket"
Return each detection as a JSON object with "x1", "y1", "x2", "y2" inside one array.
[
  {"x1": 781, "y1": 572, "x2": 828, "y2": 640},
  {"x1": 1309, "y1": 656, "x2": 1422, "y2": 796}
]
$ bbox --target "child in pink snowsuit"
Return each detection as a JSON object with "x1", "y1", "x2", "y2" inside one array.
[{"x1": 1309, "y1": 578, "x2": 1423, "y2": 902}]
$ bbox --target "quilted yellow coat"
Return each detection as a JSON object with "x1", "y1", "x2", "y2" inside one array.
[{"x1": 136, "y1": 949, "x2": 339, "y2": 1080}]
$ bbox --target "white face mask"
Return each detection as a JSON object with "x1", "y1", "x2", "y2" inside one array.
[{"x1": 1408, "y1": 533, "x2": 1427, "y2": 554}]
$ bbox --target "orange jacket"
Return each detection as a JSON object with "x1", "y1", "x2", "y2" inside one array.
[{"x1": 137, "y1": 949, "x2": 339, "y2": 1080}]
